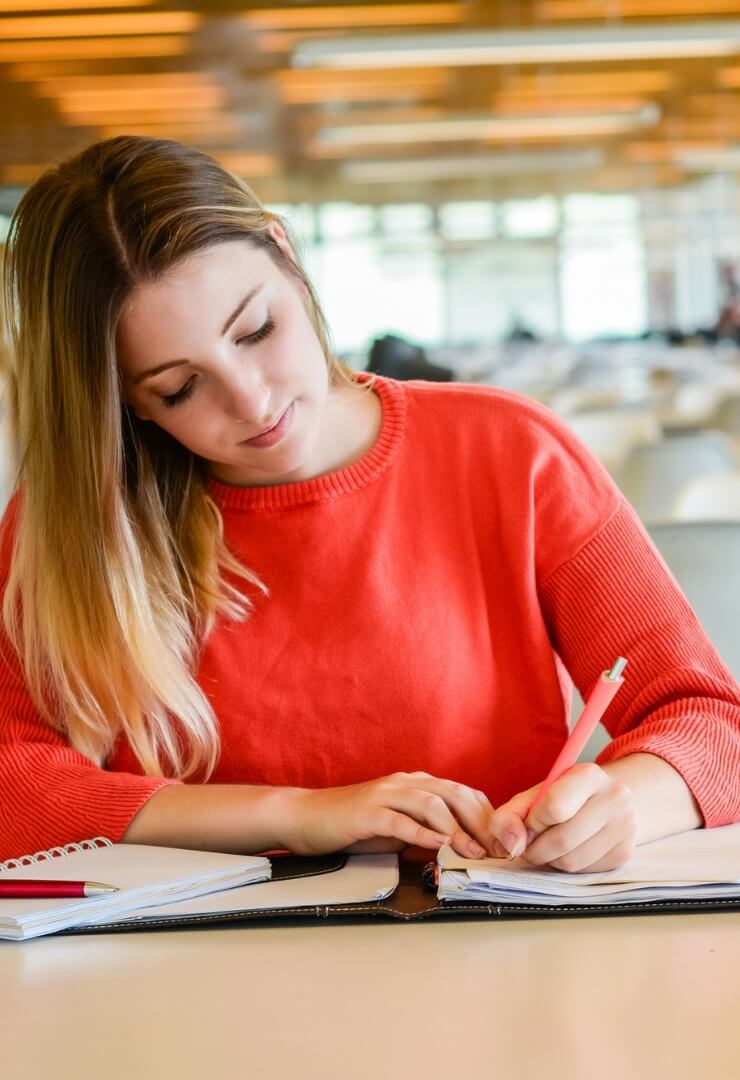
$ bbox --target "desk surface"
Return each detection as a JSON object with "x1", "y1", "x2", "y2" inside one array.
[{"x1": 3, "y1": 912, "x2": 740, "y2": 1080}]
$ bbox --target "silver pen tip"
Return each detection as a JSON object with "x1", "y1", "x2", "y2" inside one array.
[{"x1": 607, "y1": 656, "x2": 628, "y2": 681}]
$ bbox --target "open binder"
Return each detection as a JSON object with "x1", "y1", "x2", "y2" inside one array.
[
  {"x1": 75, "y1": 824, "x2": 740, "y2": 933},
  {"x1": 3, "y1": 822, "x2": 740, "y2": 939}
]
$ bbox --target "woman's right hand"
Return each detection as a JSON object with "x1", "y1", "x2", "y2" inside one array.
[{"x1": 281, "y1": 771, "x2": 498, "y2": 859}]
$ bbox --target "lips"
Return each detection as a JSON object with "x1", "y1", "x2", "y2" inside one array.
[
  {"x1": 239, "y1": 401, "x2": 295, "y2": 448},
  {"x1": 253, "y1": 413, "x2": 283, "y2": 439}
]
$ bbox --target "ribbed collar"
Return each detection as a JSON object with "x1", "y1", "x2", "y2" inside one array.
[{"x1": 207, "y1": 373, "x2": 407, "y2": 512}]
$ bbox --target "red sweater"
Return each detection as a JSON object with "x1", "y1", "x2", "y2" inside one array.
[{"x1": 2, "y1": 376, "x2": 740, "y2": 860}]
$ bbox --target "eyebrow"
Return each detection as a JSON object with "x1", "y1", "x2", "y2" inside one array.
[{"x1": 132, "y1": 284, "x2": 264, "y2": 385}]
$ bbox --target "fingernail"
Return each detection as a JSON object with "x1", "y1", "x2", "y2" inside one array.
[
  {"x1": 435, "y1": 834, "x2": 451, "y2": 846},
  {"x1": 468, "y1": 841, "x2": 486, "y2": 859},
  {"x1": 502, "y1": 831, "x2": 524, "y2": 859},
  {"x1": 526, "y1": 828, "x2": 538, "y2": 846},
  {"x1": 509, "y1": 837, "x2": 526, "y2": 859}
]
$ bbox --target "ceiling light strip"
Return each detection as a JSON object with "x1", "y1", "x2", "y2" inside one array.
[
  {"x1": 341, "y1": 148, "x2": 605, "y2": 181},
  {"x1": 293, "y1": 22, "x2": 740, "y2": 68},
  {"x1": 317, "y1": 106, "x2": 660, "y2": 145}
]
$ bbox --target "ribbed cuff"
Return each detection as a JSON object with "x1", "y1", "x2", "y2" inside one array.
[
  {"x1": 596, "y1": 701, "x2": 740, "y2": 828},
  {"x1": 1, "y1": 762, "x2": 181, "y2": 862}
]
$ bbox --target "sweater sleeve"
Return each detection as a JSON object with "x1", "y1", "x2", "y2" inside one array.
[
  {"x1": 0, "y1": 499, "x2": 178, "y2": 863},
  {"x1": 539, "y1": 499, "x2": 740, "y2": 828}
]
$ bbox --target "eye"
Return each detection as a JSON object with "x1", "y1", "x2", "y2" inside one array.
[
  {"x1": 236, "y1": 315, "x2": 276, "y2": 346},
  {"x1": 160, "y1": 375, "x2": 197, "y2": 409}
]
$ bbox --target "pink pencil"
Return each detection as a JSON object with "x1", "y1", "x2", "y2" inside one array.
[{"x1": 525, "y1": 656, "x2": 628, "y2": 819}]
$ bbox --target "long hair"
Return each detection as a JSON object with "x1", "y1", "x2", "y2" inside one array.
[{"x1": 2, "y1": 136, "x2": 345, "y2": 779}]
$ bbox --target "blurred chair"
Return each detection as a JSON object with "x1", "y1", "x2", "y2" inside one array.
[
  {"x1": 659, "y1": 382, "x2": 727, "y2": 432},
  {"x1": 366, "y1": 334, "x2": 453, "y2": 382},
  {"x1": 616, "y1": 431, "x2": 736, "y2": 522},
  {"x1": 648, "y1": 521, "x2": 740, "y2": 678},
  {"x1": 579, "y1": 519, "x2": 740, "y2": 759},
  {"x1": 673, "y1": 472, "x2": 740, "y2": 521},
  {"x1": 710, "y1": 394, "x2": 740, "y2": 440},
  {"x1": 564, "y1": 409, "x2": 661, "y2": 474},
  {"x1": 548, "y1": 387, "x2": 622, "y2": 417}
]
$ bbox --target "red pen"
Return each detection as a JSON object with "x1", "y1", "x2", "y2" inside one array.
[
  {"x1": 525, "y1": 656, "x2": 629, "y2": 820},
  {"x1": 0, "y1": 880, "x2": 119, "y2": 899}
]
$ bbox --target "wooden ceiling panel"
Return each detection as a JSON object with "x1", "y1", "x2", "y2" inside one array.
[
  {"x1": 0, "y1": 11, "x2": 199, "y2": 38},
  {"x1": 538, "y1": 0, "x2": 740, "y2": 19},
  {"x1": 1, "y1": 0, "x2": 739, "y2": 198}
]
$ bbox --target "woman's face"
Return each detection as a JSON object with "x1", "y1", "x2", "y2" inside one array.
[{"x1": 117, "y1": 230, "x2": 333, "y2": 487}]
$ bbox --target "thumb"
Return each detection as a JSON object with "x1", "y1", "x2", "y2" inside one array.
[{"x1": 489, "y1": 786, "x2": 539, "y2": 858}]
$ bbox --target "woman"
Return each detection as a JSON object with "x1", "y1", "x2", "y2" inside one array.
[{"x1": 1, "y1": 136, "x2": 738, "y2": 867}]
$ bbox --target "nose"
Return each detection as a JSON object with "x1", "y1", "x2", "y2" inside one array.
[{"x1": 219, "y1": 355, "x2": 270, "y2": 423}]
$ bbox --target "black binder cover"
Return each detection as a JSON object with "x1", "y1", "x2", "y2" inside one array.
[{"x1": 70, "y1": 851, "x2": 740, "y2": 935}]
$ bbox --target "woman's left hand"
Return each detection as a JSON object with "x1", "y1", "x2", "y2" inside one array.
[{"x1": 488, "y1": 762, "x2": 638, "y2": 873}]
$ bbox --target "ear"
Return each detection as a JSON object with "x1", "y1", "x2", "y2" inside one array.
[
  {"x1": 266, "y1": 219, "x2": 310, "y2": 301},
  {"x1": 266, "y1": 220, "x2": 298, "y2": 266}
]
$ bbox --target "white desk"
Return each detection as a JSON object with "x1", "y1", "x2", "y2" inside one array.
[{"x1": 3, "y1": 913, "x2": 740, "y2": 1080}]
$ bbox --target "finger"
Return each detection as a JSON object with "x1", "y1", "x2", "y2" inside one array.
[
  {"x1": 489, "y1": 838, "x2": 514, "y2": 860},
  {"x1": 562, "y1": 836, "x2": 636, "y2": 874},
  {"x1": 389, "y1": 787, "x2": 489, "y2": 859},
  {"x1": 525, "y1": 763, "x2": 610, "y2": 835},
  {"x1": 444, "y1": 789, "x2": 496, "y2": 858},
  {"x1": 448, "y1": 828, "x2": 488, "y2": 860},
  {"x1": 530, "y1": 822, "x2": 636, "y2": 873},
  {"x1": 372, "y1": 808, "x2": 451, "y2": 851},
  {"x1": 525, "y1": 787, "x2": 636, "y2": 870},
  {"x1": 525, "y1": 793, "x2": 613, "y2": 866},
  {"x1": 488, "y1": 784, "x2": 540, "y2": 857},
  {"x1": 488, "y1": 808, "x2": 529, "y2": 859},
  {"x1": 409, "y1": 779, "x2": 500, "y2": 857}
]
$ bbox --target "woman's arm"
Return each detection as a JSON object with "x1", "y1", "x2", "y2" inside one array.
[
  {"x1": 602, "y1": 752, "x2": 702, "y2": 843},
  {"x1": 121, "y1": 782, "x2": 305, "y2": 852},
  {"x1": 487, "y1": 493, "x2": 739, "y2": 871},
  {"x1": 121, "y1": 771, "x2": 503, "y2": 858},
  {"x1": 540, "y1": 500, "x2": 740, "y2": 833}
]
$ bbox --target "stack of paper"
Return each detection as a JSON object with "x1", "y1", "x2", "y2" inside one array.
[{"x1": 437, "y1": 821, "x2": 740, "y2": 906}]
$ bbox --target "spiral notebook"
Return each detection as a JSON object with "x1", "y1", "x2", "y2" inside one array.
[{"x1": 0, "y1": 838, "x2": 271, "y2": 941}]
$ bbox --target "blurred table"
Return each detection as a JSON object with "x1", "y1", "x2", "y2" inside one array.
[{"x1": 3, "y1": 912, "x2": 740, "y2": 1080}]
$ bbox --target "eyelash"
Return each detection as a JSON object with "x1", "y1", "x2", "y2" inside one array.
[{"x1": 160, "y1": 316, "x2": 277, "y2": 409}]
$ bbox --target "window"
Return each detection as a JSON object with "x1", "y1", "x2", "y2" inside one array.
[
  {"x1": 500, "y1": 197, "x2": 558, "y2": 238},
  {"x1": 560, "y1": 194, "x2": 647, "y2": 341},
  {"x1": 438, "y1": 201, "x2": 496, "y2": 241}
]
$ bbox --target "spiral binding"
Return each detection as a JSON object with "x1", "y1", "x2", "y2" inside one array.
[{"x1": 0, "y1": 836, "x2": 112, "y2": 873}]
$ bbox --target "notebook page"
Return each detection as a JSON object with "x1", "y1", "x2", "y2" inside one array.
[
  {"x1": 0, "y1": 845, "x2": 270, "y2": 940},
  {"x1": 437, "y1": 821, "x2": 740, "y2": 902}
]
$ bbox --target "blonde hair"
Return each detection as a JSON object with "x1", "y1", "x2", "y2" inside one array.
[
  {"x1": 0, "y1": 247, "x2": 15, "y2": 508},
  {"x1": 2, "y1": 136, "x2": 346, "y2": 779},
  {"x1": 0, "y1": 246, "x2": 8, "y2": 381}
]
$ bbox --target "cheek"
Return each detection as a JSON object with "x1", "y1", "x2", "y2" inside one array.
[{"x1": 154, "y1": 407, "x2": 219, "y2": 453}]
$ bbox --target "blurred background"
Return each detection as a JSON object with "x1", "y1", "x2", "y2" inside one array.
[
  {"x1": 2, "y1": 1, "x2": 740, "y2": 534},
  {"x1": 3, "y1": 0, "x2": 740, "y2": 732}
]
